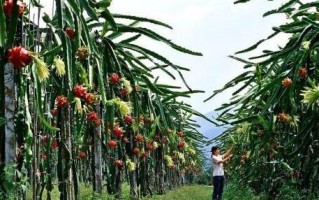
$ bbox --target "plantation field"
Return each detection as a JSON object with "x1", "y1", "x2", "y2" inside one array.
[{"x1": 3, "y1": 0, "x2": 319, "y2": 199}]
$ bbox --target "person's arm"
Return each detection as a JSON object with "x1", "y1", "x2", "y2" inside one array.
[
  {"x1": 219, "y1": 156, "x2": 232, "y2": 164},
  {"x1": 212, "y1": 155, "x2": 232, "y2": 164},
  {"x1": 222, "y1": 146, "x2": 233, "y2": 159}
]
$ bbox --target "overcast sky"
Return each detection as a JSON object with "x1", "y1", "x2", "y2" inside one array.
[{"x1": 110, "y1": 0, "x2": 289, "y2": 115}]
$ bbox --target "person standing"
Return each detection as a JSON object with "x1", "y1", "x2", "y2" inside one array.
[{"x1": 211, "y1": 146, "x2": 233, "y2": 200}]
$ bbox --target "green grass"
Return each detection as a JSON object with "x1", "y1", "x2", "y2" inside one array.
[
  {"x1": 26, "y1": 183, "x2": 129, "y2": 200},
  {"x1": 25, "y1": 182, "x2": 266, "y2": 200},
  {"x1": 143, "y1": 185, "x2": 212, "y2": 200},
  {"x1": 25, "y1": 184, "x2": 212, "y2": 200}
]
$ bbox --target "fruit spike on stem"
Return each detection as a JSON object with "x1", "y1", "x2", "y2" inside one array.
[
  {"x1": 3, "y1": 0, "x2": 26, "y2": 17},
  {"x1": 114, "y1": 160, "x2": 124, "y2": 167},
  {"x1": 76, "y1": 47, "x2": 89, "y2": 61},
  {"x1": 7, "y1": 46, "x2": 32, "y2": 69},
  {"x1": 86, "y1": 111, "x2": 102, "y2": 127},
  {"x1": 124, "y1": 115, "x2": 133, "y2": 124},
  {"x1": 56, "y1": 95, "x2": 68, "y2": 108},
  {"x1": 120, "y1": 88, "x2": 128, "y2": 97},
  {"x1": 298, "y1": 68, "x2": 307, "y2": 78},
  {"x1": 73, "y1": 84, "x2": 86, "y2": 98},
  {"x1": 134, "y1": 134, "x2": 144, "y2": 143},
  {"x1": 110, "y1": 73, "x2": 120, "y2": 84},
  {"x1": 113, "y1": 126, "x2": 124, "y2": 138},
  {"x1": 108, "y1": 140, "x2": 117, "y2": 149},
  {"x1": 65, "y1": 27, "x2": 76, "y2": 40},
  {"x1": 83, "y1": 93, "x2": 97, "y2": 105},
  {"x1": 86, "y1": 111, "x2": 98, "y2": 122},
  {"x1": 178, "y1": 131, "x2": 184, "y2": 137},
  {"x1": 282, "y1": 77, "x2": 292, "y2": 87},
  {"x1": 177, "y1": 142, "x2": 185, "y2": 149},
  {"x1": 79, "y1": 151, "x2": 87, "y2": 159},
  {"x1": 133, "y1": 147, "x2": 140, "y2": 155}
]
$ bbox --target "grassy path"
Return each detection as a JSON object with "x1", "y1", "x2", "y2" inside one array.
[
  {"x1": 27, "y1": 183, "x2": 265, "y2": 199},
  {"x1": 147, "y1": 183, "x2": 265, "y2": 200},
  {"x1": 143, "y1": 185, "x2": 212, "y2": 200},
  {"x1": 27, "y1": 184, "x2": 213, "y2": 200}
]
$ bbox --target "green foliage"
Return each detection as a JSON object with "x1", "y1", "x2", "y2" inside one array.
[
  {"x1": 194, "y1": 167, "x2": 212, "y2": 185},
  {"x1": 223, "y1": 182, "x2": 266, "y2": 200},
  {"x1": 277, "y1": 184, "x2": 304, "y2": 200},
  {"x1": 276, "y1": 183, "x2": 319, "y2": 200},
  {"x1": 207, "y1": 0, "x2": 319, "y2": 198},
  {"x1": 0, "y1": 165, "x2": 29, "y2": 200},
  {"x1": 0, "y1": 117, "x2": 4, "y2": 126},
  {"x1": 0, "y1": 0, "x2": 6, "y2": 46}
]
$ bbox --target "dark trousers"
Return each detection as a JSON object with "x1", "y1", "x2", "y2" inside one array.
[{"x1": 212, "y1": 176, "x2": 224, "y2": 200}]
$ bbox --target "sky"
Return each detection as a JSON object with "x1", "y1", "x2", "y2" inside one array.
[{"x1": 110, "y1": 0, "x2": 289, "y2": 115}]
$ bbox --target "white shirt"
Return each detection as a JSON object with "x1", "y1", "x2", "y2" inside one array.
[{"x1": 212, "y1": 155, "x2": 224, "y2": 176}]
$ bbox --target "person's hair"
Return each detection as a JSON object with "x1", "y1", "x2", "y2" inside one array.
[{"x1": 211, "y1": 146, "x2": 219, "y2": 154}]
